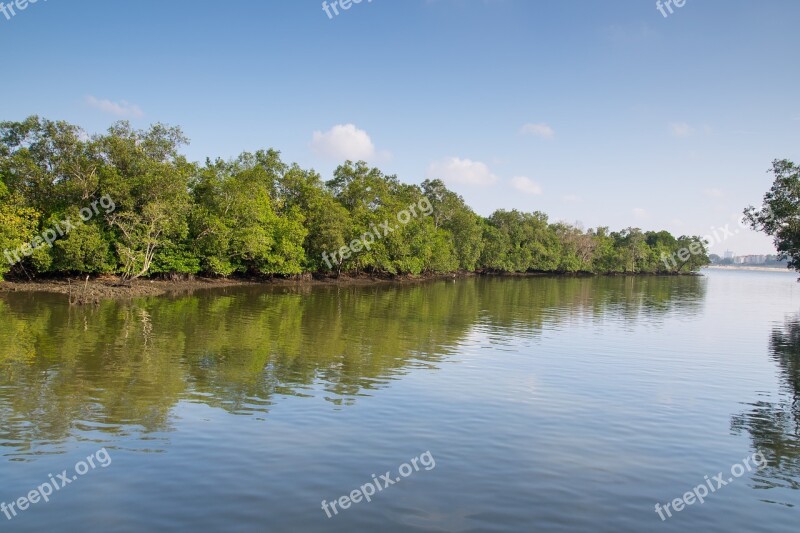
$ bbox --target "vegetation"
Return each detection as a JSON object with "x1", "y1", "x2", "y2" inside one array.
[
  {"x1": 745, "y1": 159, "x2": 800, "y2": 272},
  {"x1": 0, "y1": 117, "x2": 710, "y2": 281}
]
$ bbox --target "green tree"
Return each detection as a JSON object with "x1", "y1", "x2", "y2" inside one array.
[
  {"x1": 422, "y1": 179, "x2": 483, "y2": 271},
  {"x1": 326, "y1": 161, "x2": 399, "y2": 273},
  {"x1": 0, "y1": 116, "x2": 710, "y2": 280},
  {"x1": 0, "y1": 116, "x2": 102, "y2": 215},
  {"x1": 0, "y1": 189, "x2": 40, "y2": 280},
  {"x1": 278, "y1": 164, "x2": 349, "y2": 273},
  {"x1": 52, "y1": 215, "x2": 115, "y2": 274},
  {"x1": 191, "y1": 152, "x2": 307, "y2": 276},
  {"x1": 483, "y1": 210, "x2": 559, "y2": 272},
  {"x1": 552, "y1": 223, "x2": 596, "y2": 273},
  {"x1": 479, "y1": 220, "x2": 512, "y2": 271},
  {"x1": 745, "y1": 159, "x2": 800, "y2": 272},
  {"x1": 100, "y1": 122, "x2": 193, "y2": 280}
]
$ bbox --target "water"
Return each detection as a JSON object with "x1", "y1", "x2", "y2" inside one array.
[{"x1": 0, "y1": 270, "x2": 798, "y2": 532}]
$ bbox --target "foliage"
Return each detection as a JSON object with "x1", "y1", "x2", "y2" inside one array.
[
  {"x1": 745, "y1": 159, "x2": 800, "y2": 272},
  {"x1": 0, "y1": 116, "x2": 710, "y2": 280}
]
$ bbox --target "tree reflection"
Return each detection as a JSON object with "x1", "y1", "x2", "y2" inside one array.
[
  {"x1": 0, "y1": 275, "x2": 705, "y2": 457},
  {"x1": 731, "y1": 315, "x2": 800, "y2": 497}
]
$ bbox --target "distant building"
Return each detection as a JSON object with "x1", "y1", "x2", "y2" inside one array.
[
  {"x1": 734, "y1": 255, "x2": 767, "y2": 264},
  {"x1": 724, "y1": 250, "x2": 734, "y2": 260}
]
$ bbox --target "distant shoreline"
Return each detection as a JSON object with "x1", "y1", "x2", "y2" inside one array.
[{"x1": 704, "y1": 265, "x2": 792, "y2": 273}]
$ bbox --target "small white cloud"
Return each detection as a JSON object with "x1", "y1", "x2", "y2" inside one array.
[
  {"x1": 426, "y1": 157, "x2": 499, "y2": 186},
  {"x1": 562, "y1": 194, "x2": 582, "y2": 204},
  {"x1": 85, "y1": 95, "x2": 143, "y2": 118},
  {"x1": 311, "y1": 124, "x2": 383, "y2": 161},
  {"x1": 520, "y1": 123, "x2": 555, "y2": 139},
  {"x1": 633, "y1": 208, "x2": 648, "y2": 219},
  {"x1": 510, "y1": 176, "x2": 543, "y2": 195},
  {"x1": 669, "y1": 122, "x2": 695, "y2": 137},
  {"x1": 704, "y1": 188, "x2": 724, "y2": 199}
]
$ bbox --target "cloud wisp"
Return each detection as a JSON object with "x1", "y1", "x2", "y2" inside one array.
[
  {"x1": 427, "y1": 157, "x2": 499, "y2": 186},
  {"x1": 520, "y1": 123, "x2": 555, "y2": 139},
  {"x1": 511, "y1": 176, "x2": 543, "y2": 195},
  {"x1": 85, "y1": 96, "x2": 143, "y2": 118}
]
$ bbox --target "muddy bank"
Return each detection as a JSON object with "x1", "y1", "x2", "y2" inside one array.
[
  {"x1": 0, "y1": 273, "x2": 477, "y2": 302},
  {"x1": 0, "y1": 270, "x2": 706, "y2": 303},
  {"x1": 0, "y1": 276, "x2": 256, "y2": 302}
]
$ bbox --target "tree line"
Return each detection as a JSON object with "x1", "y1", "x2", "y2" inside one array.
[{"x1": 0, "y1": 117, "x2": 710, "y2": 281}]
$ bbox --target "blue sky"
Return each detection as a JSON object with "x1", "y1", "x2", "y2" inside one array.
[{"x1": 1, "y1": 0, "x2": 798, "y2": 254}]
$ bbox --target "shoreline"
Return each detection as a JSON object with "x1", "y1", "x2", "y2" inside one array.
[
  {"x1": 0, "y1": 273, "x2": 477, "y2": 303},
  {"x1": 0, "y1": 271, "x2": 703, "y2": 303},
  {"x1": 703, "y1": 265, "x2": 793, "y2": 273}
]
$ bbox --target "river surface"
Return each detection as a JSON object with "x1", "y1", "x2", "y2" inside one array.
[{"x1": 0, "y1": 270, "x2": 798, "y2": 532}]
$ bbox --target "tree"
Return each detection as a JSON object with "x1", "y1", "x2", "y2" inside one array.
[
  {"x1": 278, "y1": 164, "x2": 349, "y2": 273},
  {"x1": 614, "y1": 228, "x2": 651, "y2": 273},
  {"x1": 0, "y1": 116, "x2": 102, "y2": 214},
  {"x1": 421, "y1": 179, "x2": 483, "y2": 271},
  {"x1": 0, "y1": 115, "x2": 712, "y2": 280},
  {"x1": 101, "y1": 122, "x2": 193, "y2": 280},
  {"x1": 326, "y1": 161, "x2": 399, "y2": 273},
  {"x1": 52, "y1": 215, "x2": 115, "y2": 274},
  {"x1": 190, "y1": 152, "x2": 307, "y2": 277},
  {"x1": 552, "y1": 223, "x2": 596, "y2": 273},
  {"x1": 745, "y1": 159, "x2": 800, "y2": 272},
  {"x1": 483, "y1": 210, "x2": 559, "y2": 272},
  {"x1": 0, "y1": 188, "x2": 40, "y2": 280},
  {"x1": 673, "y1": 236, "x2": 710, "y2": 273}
]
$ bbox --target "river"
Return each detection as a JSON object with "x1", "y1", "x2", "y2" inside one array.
[{"x1": 0, "y1": 270, "x2": 797, "y2": 531}]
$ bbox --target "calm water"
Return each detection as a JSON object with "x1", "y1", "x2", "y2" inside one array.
[{"x1": 0, "y1": 270, "x2": 798, "y2": 532}]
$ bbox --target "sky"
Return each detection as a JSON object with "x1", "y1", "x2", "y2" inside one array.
[{"x1": 1, "y1": 0, "x2": 799, "y2": 255}]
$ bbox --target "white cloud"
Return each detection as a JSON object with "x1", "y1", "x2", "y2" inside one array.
[
  {"x1": 669, "y1": 122, "x2": 695, "y2": 137},
  {"x1": 85, "y1": 95, "x2": 143, "y2": 118},
  {"x1": 520, "y1": 122, "x2": 555, "y2": 139},
  {"x1": 704, "y1": 188, "x2": 724, "y2": 199},
  {"x1": 510, "y1": 176, "x2": 542, "y2": 195},
  {"x1": 562, "y1": 194, "x2": 582, "y2": 204},
  {"x1": 311, "y1": 124, "x2": 382, "y2": 161},
  {"x1": 633, "y1": 208, "x2": 648, "y2": 219},
  {"x1": 426, "y1": 157, "x2": 499, "y2": 186}
]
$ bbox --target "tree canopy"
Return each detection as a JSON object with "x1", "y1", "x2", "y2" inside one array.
[
  {"x1": 0, "y1": 117, "x2": 710, "y2": 281},
  {"x1": 745, "y1": 159, "x2": 800, "y2": 272}
]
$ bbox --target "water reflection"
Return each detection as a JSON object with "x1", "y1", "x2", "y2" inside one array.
[
  {"x1": 0, "y1": 276, "x2": 705, "y2": 457},
  {"x1": 732, "y1": 315, "x2": 800, "y2": 500}
]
